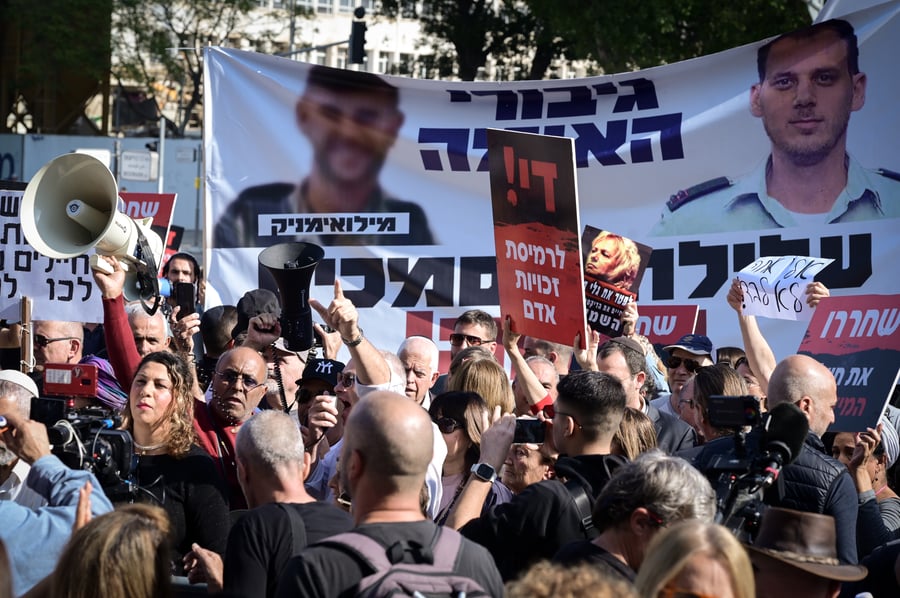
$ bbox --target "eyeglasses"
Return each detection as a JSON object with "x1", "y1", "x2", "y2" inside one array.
[
  {"x1": 666, "y1": 356, "x2": 702, "y2": 373},
  {"x1": 337, "y1": 373, "x2": 356, "y2": 388},
  {"x1": 434, "y1": 417, "x2": 464, "y2": 434},
  {"x1": 34, "y1": 334, "x2": 77, "y2": 348},
  {"x1": 215, "y1": 369, "x2": 264, "y2": 390},
  {"x1": 449, "y1": 333, "x2": 489, "y2": 347}
]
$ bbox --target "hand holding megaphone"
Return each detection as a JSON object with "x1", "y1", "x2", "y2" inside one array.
[
  {"x1": 22, "y1": 153, "x2": 166, "y2": 314},
  {"x1": 91, "y1": 255, "x2": 127, "y2": 299}
]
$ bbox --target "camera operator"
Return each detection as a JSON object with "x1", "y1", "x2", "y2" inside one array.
[
  {"x1": 0, "y1": 409, "x2": 114, "y2": 596},
  {"x1": 693, "y1": 354, "x2": 858, "y2": 565},
  {"x1": 0, "y1": 369, "x2": 44, "y2": 508}
]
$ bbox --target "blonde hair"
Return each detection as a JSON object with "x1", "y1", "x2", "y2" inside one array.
[
  {"x1": 634, "y1": 521, "x2": 754, "y2": 598},
  {"x1": 121, "y1": 352, "x2": 196, "y2": 457},
  {"x1": 446, "y1": 357, "x2": 514, "y2": 414},
  {"x1": 588, "y1": 231, "x2": 641, "y2": 289},
  {"x1": 49, "y1": 504, "x2": 172, "y2": 598},
  {"x1": 507, "y1": 560, "x2": 637, "y2": 598}
]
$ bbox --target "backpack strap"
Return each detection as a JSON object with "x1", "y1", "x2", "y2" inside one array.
[
  {"x1": 563, "y1": 479, "x2": 598, "y2": 539},
  {"x1": 321, "y1": 531, "x2": 395, "y2": 572},
  {"x1": 320, "y1": 526, "x2": 462, "y2": 571},
  {"x1": 429, "y1": 526, "x2": 463, "y2": 569},
  {"x1": 276, "y1": 503, "x2": 308, "y2": 555}
]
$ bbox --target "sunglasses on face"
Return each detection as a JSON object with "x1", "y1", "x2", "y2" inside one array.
[
  {"x1": 434, "y1": 417, "x2": 464, "y2": 434},
  {"x1": 215, "y1": 369, "x2": 264, "y2": 391},
  {"x1": 337, "y1": 373, "x2": 356, "y2": 388},
  {"x1": 666, "y1": 356, "x2": 702, "y2": 373},
  {"x1": 448, "y1": 333, "x2": 488, "y2": 347},
  {"x1": 34, "y1": 334, "x2": 76, "y2": 348}
]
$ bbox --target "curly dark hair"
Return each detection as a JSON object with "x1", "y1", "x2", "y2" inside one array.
[{"x1": 121, "y1": 351, "x2": 196, "y2": 457}]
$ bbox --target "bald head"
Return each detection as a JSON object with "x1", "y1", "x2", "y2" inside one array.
[
  {"x1": 343, "y1": 390, "x2": 434, "y2": 493},
  {"x1": 768, "y1": 355, "x2": 832, "y2": 407},
  {"x1": 768, "y1": 354, "x2": 837, "y2": 437}
]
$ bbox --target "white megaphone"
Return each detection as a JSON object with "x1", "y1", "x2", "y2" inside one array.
[{"x1": 21, "y1": 153, "x2": 165, "y2": 314}]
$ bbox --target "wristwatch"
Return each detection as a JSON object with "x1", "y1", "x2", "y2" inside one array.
[{"x1": 470, "y1": 462, "x2": 497, "y2": 483}]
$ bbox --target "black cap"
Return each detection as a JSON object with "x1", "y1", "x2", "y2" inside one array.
[
  {"x1": 300, "y1": 358, "x2": 345, "y2": 388},
  {"x1": 232, "y1": 289, "x2": 281, "y2": 340}
]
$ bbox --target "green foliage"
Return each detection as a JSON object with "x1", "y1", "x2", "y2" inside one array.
[
  {"x1": 379, "y1": 0, "x2": 811, "y2": 80},
  {"x1": 535, "y1": 0, "x2": 811, "y2": 73},
  {"x1": 2, "y1": 0, "x2": 112, "y2": 83},
  {"x1": 112, "y1": 0, "x2": 261, "y2": 136}
]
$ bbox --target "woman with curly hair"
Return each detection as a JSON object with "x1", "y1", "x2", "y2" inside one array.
[{"x1": 121, "y1": 351, "x2": 230, "y2": 574}]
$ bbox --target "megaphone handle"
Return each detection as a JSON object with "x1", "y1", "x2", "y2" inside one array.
[
  {"x1": 89, "y1": 254, "x2": 114, "y2": 275},
  {"x1": 90, "y1": 254, "x2": 134, "y2": 275}
]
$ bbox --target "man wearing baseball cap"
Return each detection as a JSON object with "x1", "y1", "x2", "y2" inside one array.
[
  {"x1": 747, "y1": 507, "x2": 867, "y2": 598},
  {"x1": 296, "y1": 357, "x2": 345, "y2": 428},
  {"x1": 649, "y1": 334, "x2": 714, "y2": 419}
]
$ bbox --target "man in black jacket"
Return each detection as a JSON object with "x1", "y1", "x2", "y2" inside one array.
[
  {"x1": 596, "y1": 336, "x2": 697, "y2": 454},
  {"x1": 446, "y1": 371, "x2": 628, "y2": 581},
  {"x1": 695, "y1": 354, "x2": 858, "y2": 564}
]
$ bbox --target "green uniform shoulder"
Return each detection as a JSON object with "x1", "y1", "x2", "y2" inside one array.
[{"x1": 666, "y1": 176, "x2": 733, "y2": 212}]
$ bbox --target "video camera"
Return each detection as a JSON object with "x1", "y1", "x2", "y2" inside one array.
[
  {"x1": 30, "y1": 363, "x2": 134, "y2": 494},
  {"x1": 697, "y1": 397, "x2": 809, "y2": 541}
]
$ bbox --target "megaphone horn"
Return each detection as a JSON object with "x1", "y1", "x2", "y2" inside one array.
[
  {"x1": 21, "y1": 153, "x2": 165, "y2": 314},
  {"x1": 258, "y1": 242, "x2": 325, "y2": 352}
]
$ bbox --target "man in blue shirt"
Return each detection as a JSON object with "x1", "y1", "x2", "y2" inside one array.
[{"x1": 0, "y1": 410, "x2": 113, "y2": 596}]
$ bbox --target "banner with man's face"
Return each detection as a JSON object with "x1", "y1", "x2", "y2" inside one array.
[{"x1": 205, "y1": 3, "x2": 899, "y2": 367}]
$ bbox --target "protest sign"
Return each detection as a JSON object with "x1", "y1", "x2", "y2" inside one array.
[
  {"x1": 0, "y1": 188, "x2": 102, "y2": 322},
  {"x1": 487, "y1": 129, "x2": 586, "y2": 345},
  {"x1": 581, "y1": 225, "x2": 652, "y2": 338},
  {"x1": 737, "y1": 255, "x2": 834, "y2": 321},
  {"x1": 634, "y1": 304, "x2": 700, "y2": 346},
  {"x1": 799, "y1": 294, "x2": 900, "y2": 432}
]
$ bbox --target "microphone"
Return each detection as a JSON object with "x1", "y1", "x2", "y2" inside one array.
[{"x1": 758, "y1": 402, "x2": 809, "y2": 488}]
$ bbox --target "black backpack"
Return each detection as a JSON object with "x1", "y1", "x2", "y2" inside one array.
[{"x1": 321, "y1": 526, "x2": 490, "y2": 598}]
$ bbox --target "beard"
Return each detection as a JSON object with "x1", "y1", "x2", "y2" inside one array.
[{"x1": 763, "y1": 108, "x2": 851, "y2": 167}]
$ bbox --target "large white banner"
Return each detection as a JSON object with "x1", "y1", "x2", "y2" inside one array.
[{"x1": 205, "y1": 2, "x2": 900, "y2": 369}]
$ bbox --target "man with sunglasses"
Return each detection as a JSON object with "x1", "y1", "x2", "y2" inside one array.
[
  {"x1": 649, "y1": 334, "x2": 715, "y2": 421},
  {"x1": 31, "y1": 320, "x2": 83, "y2": 371},
  {"x1": 432, "y1": 309, "x2": 499, "y2": 395},
  {"x1": 193, "y1": 346, "x2": 270, "y2": 509},
  {"x1": 214, "y1": 65, "x2": 434, "y2": 248}
]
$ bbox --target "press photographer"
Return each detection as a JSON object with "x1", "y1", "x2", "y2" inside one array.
[
  {"x1": 0, "y1": 385, "x2": 114, "y2": 596},
  {"x1": 692, "y1": 396, "x2": 807, "y2": 540},
  {"x1": 692, "y1": 354, "x2": 858, "y2": 564}
]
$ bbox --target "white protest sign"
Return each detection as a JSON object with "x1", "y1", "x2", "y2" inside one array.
[
  {"x1": 737, "y1": 255, "x2": 834, "y2": 321},
  {"x1": 0, "y1": 189, "x2": 104, "y2": 323}
]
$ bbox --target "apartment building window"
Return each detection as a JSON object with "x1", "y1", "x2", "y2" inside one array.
[
  {"x1": 376, "y1": 51, "x2": 390, "y2": 74},
  {"x1": 317, "y1": 0, "x2": 333, "y2": 13},
  {"x1": 338, "y1": 0, "x2": 353, "y2": 12}
]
